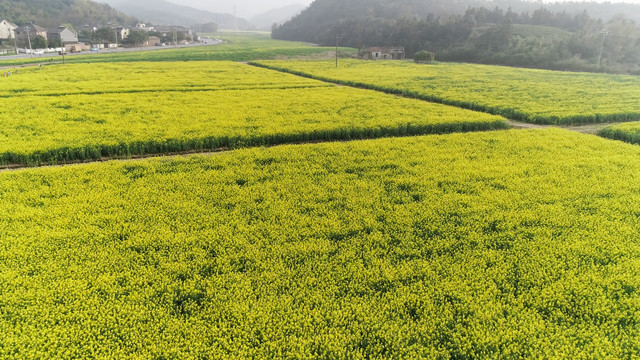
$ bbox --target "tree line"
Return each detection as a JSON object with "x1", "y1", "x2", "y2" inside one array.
[{"x1": 273, "y1": 4, "x2": 640, "y2": 74}]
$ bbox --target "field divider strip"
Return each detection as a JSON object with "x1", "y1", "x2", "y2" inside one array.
[
  {"x1": 0, "y1": 84, "x2": 333, "y2": 98},
  {"x1": 0, "y1": 120, "x2": 509, "y2": 171}
]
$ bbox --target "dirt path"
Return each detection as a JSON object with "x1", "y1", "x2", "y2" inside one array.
[
  {"x1": 507, "y1": 120, "x2": 549, "y2": 130},
  {"x1": 0, "y1": 62, "x2": 57, "y2": 71},
  {"x1": 508, "y1": 120, "x2": 614, "y2": 134},
  {"x1": 562, "y1": 122, "x2": 613, "y2": 134}
]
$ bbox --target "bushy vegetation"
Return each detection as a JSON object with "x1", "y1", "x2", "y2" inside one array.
[
  {"x1": 598, "y1": 122, "x2": 640, "y2": 145},
  {"x1": 254, "y1": 59, "x2": 640, "y2": 125},
  {"x1": 0, "y1": 61, "x2": 506, "y2": 166},
  {"x1": 2, "y1": 130, "x2": 640, "y2": 358},
  {"x1": 413, "y1": 51, "x2": 434, "y2": 64},
  {"x1": 0, "y1": 0, "x2": 136, "y2": 28}
]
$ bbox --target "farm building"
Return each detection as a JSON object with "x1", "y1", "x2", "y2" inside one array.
[{"x1": 361, "y1": 47, "x2": 405, "y2": 60}]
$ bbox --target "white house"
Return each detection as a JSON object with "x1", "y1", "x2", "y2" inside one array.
[
  {"x1": 361, "y1": 47, "x2": 405, "y2": 60},
  {"x1": 0, "y1": 19, "x2": 17, "y2": 39},
  {"x1": 117, "y1": 27, "x2": 130, "y2": 40}
]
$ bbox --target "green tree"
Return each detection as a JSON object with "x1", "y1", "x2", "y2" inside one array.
[
  {"x1": 127, "y1": 29, "x2": 149, "y2": 46},
  {"x1": 479, "y1": 17, "x2": 512, "y2": 51},
  {"x1": 604, "y1": 16, "x2": 640, "y2": 64},
  {"x1": 31, "y1": 35, "x2": 47, "y2": 49},
  {"x1": 414, "y1": 50, "x2": 435, "y2": 63},
  {"x1": 49, "y1": 38, "x2": 62, "y2": 48},
  {"x1": 92, "y1": 27, "x2": 115, "y2": 43}
]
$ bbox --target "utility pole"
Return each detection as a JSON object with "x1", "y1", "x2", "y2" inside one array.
[
  {"x1": 115, "y1": 27, "x2": 118, "y2": 50},
  {"x1": 11, "y1": 32, "x2": 17, "y2": 55},
  {"x1": 597, "y1": 28, "x2": 608, "y2": 68},
  {"x1": 26, "y1": 25, "x2": 33, "y2": 57},
  {"x1": 335, "y1": 33, "x2": 340, "y2": 68},
  {"x1": 61, "y1": 38, "x2": 65, "y2": 65}
]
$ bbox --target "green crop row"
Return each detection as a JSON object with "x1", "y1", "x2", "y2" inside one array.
[
  {"x1": 1, "y1": 129, "x2": 640, "y2": 358},
  {"x1": 0, "y1": 62, "x2": 506, "y2": 166},
  {"x1": 598, "y1": 122, "x2": 640, "y2": 145},
  {"x1": 252, "y1": 60, "x2": 640, "y2": 125}
]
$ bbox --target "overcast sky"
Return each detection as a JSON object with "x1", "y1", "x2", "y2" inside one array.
[
  {"x1": 167, "y1": 0, "x2": 640, "y2": 18},
  {"x1": 168, "y1": 0, "x2": 314, "y2": 18}
]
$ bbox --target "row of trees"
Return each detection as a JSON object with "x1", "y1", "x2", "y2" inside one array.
[
  {"x1": 85, "y1": 27, "x2": 150, "y2": 46},
  {"x1": 85, "y1": 27, "x2": 195, "y2": 47}
]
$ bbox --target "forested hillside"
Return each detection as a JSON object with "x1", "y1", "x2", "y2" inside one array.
[
  {"x1": 272, "y1": 0, "x2": 640, "y2": 74},
  {"x1": 0, "y1": 0, "x2": 136, "y2": 27}
]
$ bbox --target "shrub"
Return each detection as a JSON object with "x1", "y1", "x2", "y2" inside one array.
[{"x1": 414, "y1": 50, "x2": 435, "y2": 64}]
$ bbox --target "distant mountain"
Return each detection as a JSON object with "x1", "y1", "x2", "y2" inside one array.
[
  {"x1": 249, "y1": 4, "x2": 306, "y2": 30},
  {"x1": 0, "y1": 0, "x2": 136, "y2": 28},
  {"x1": 162, "y1": 0, "x2": 313, "y2": 19},
  {"x1": 100, "y1": 0, "x2": 252, "y2": 29},
  {"x1": 273, "y1": 0, "x2": 640, "y2": 43},
  {"x1": 272, "y1": 0, "x2": 467, "y2": 43}
]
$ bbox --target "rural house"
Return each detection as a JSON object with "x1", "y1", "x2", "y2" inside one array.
[
  {"x1": 145, "y1": 36, "x2": 162, "y2": 47},
  {"x1": 0, "y1": 19, "x2": 17, "y2": 39},
  {"x1": 361, "y1": 47, "x2": 405, "y2": 60},
  {"x1": 15, "y1": 23, "x2": 48, "y2": 42},
  {"x1": 153, "y1": 25, "x2": 193, "y2": 39},
  {"x1": 47, "y1": 26, "x2": 78, "y2": 45},
  {"x1": 116, "y1": 26, "x2": 130, "y2": 40}
]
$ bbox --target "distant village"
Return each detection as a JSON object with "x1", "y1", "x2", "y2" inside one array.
[{"x1": 0, "y1": 19, "x2": 198, "y2": 55}]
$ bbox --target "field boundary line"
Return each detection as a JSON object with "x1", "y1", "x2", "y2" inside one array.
[
  {"x1": 0, "y1": 125, "x2": 509, "y2": 173},
  {"x1": 0, "y1": 84, "x2": 332, "y2": 98}
]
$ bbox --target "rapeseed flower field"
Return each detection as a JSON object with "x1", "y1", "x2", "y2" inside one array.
[
  {"x1": 1, "y1": 130, "x2": 640, "y2": 358},
  {"x1": 255, "y1": 59, "x2": 640, "y2": 125}
]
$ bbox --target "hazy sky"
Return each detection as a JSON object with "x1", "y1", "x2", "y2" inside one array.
[
  {"x1": 169, "y1": 0, "x2": 314, "y2": 18},
  {"x1": 167, "y1": 0, "x2": 640, "y2": 18}
]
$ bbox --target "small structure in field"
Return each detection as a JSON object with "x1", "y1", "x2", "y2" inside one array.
[{"x1": 361, "y1": 47, "x2": 405, "y2": 60}]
